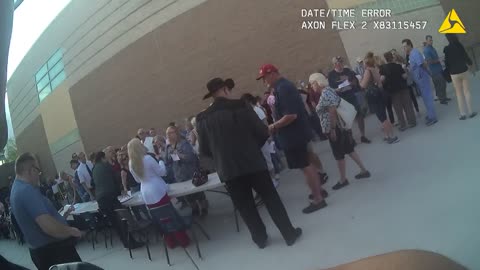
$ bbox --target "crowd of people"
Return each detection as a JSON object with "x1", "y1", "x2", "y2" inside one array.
[{"x1": 3, "y1": 33, "x2": 477, "y2": 270}]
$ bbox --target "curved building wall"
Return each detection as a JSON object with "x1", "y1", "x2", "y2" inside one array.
[{"x1": 69, "y1": 0, "x2": 346, "y2": 153}]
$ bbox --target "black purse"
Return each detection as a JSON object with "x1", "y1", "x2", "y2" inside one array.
[
  {"x1": 443, "y1": 68, "x2": 452, "y2": 83},
  {"x1": 192, "y1": 168, "x2": 208, "y2": 187}
]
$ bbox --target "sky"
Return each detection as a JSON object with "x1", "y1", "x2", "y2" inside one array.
[{"x1": 5, "y1": 0, "x2": 71, "y2": 139}]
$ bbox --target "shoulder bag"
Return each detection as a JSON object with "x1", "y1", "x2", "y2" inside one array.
[{"x1": 336, "y1": 98, "x2": 356, "y2": 130}]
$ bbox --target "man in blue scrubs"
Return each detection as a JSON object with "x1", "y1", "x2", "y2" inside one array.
[
  {"x1": 424, "y1": 35, "x2": 450, "y2": 104},
  {"x1": 402, "y1": 38, "x2": 438, "y2": 126}
]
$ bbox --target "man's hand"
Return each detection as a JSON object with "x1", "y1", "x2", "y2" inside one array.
[
  {"x1": 69, "y1": 227, "x2": 82, "y2": 238},
  {"x1": 65, "y1": 205, "x2": 75, "y2": 216},
  {"x1": 330, "y1": 129, "x2": 337, "y2": 142}
]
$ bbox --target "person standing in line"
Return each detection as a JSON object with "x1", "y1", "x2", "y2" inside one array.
[
  {"x1": 93, "y1": 151, "x2": 143, "y2": 250},
  {"x1": 424, "y1": 35, "x2": 450, "y2": 105},
  {"x1": 196, "y1": 77, "x2": 301, "y2": 248},
  {"x1": 69, "y1": 160, "x2": 92, "y2": 202},
  {"x1": 393, "y1": 49, "x2": 420, "y2": 113},
  {"x1": 311, "y1": 73, "x2": 371, "y2": 190},
  {"x1": 328, "y1": 57, "x2": 371, "y2": 144},
  {"x1": 380, "y1": 51, "x2": 417, "y2": 131},
  {"x1": 10, "y1": 153, "x2": 82, "y2": 270},
  {"x1": 241, "y1": 93, "x2": 280, "y2": 187},
  {"x1": 137, "y1": 129, "x2": 155, "y2": 154},
  {"x1": 76, "y1": 152, "x2": 95, "y2": 198},
  {"x1": 443, "y1": 33, "x2": 477, "y2": 120},
  {"x1": 166, "y1": 126, "x2": 209, "y2": 216},
  {"x1": 375, "y1": 56, "x2": 396, "y2": 126},
  {"x1": 258, "y1": 65, "x2": 328, "y2": 213},
  {"x1": 402, "y1": 38, "x2": 438, "y2": 126},
  {"x1": 353, "y1": 57, "x2": 365, "y2": 79},
  {"x1": 360, "y1": 52, "x2": 399, "y2": 144}
]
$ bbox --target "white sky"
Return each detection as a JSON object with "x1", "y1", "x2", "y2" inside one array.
[{"x1": 5, "y1": 0, "x2": 71, "y2": 139}]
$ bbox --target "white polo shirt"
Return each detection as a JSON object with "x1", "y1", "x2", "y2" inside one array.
[{"x1": 77, "y1": 162, "x2": 93, "y2": 189}]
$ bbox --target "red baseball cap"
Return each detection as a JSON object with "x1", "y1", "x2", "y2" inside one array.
[{"x1": 256, "y1": 64, "x2": 278, "y2": 80}]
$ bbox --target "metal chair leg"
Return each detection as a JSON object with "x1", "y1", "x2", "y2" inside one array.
[
  {"x1": 110, "y1": 228, "x2": 113, "y2": 247},
  {"x1": 234, "y1": 208, "x2": 240, "y2": 232},
  {"x1": 194, "y1": 221, "x2": 210, "y2": 240},
  {"x1": 145, "y1": 232, "x2": 152, "y2": 261},
  {"x1": 92, "y1": 231, "x2": 96, "y2": 250},
  {"x1": 104, "y1": 230, "x2": 108, "y2": 248},
  {"x1": 128, "y1": 232, "x2": 133, "y2": 259},
  {"x1": 191, "y1": 228, "x2": 202, "y2": 260},
  {"x1": 163, "y1": 238, "x2": 171, "y2": 266}
]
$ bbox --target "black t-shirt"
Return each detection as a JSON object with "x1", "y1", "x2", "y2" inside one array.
[{"x1": 379, "y1": 63, "x2": 407, "y2": 93}]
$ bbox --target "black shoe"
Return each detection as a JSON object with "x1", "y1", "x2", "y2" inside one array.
[
  {"x1": 319, "y1": 172, "x2": 328, "y2": 185},
  {"x1": 360, "y1": 136, "x2": 371, "y2": 144},
  {"x1": 470, "y1": 112, "x2": 477, "y2": 119},
  {"x1": 459, "y1": 115, "x2": 467, "y2": 120},
  {"x1": 355, "y1": 171, "x2": 371, "y2": 179},
  {"x1": 256, "y1": 239, "x2": 268, "y2": 249},
  {"x1": 440, "y1": 100, "x2": 448, "y2": 105},
  {"x1": 308, "y1": 190, "x2": 329, "y2": 201},
  {"x1": 408, "y1": 123, "x2": 417, "y2": 128},
  {"x1": 446, "y1": 98, "x2": 452, "y2": 101},
  {"x1": 332, "y1": 180, "x2": 349, "y2": 190},
  {"x1": 286, "y1": 228, "x2": 303, "y2": 246},
  {"x1": 302, "y1": 200, "x2": 327, "y2": 214},
  {"x1": 398, "y1": 126, "x2": 408, "y2": 132}
]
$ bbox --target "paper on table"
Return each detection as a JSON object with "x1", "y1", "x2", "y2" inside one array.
[
  {"x1": 338, "y1": 80, "x2": 350, "y2": 89},
  {"x1": 171, "y1": 153, "x2": 180, "y2": 161}
]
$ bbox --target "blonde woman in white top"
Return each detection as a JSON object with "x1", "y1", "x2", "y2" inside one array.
[{"x1": 127, "y1": 138, "x2": 190, "y2": 248}]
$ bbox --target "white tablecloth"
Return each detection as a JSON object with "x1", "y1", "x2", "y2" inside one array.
[{"x1": 60, "y1": 173, "x2": 223, "y2": 216}]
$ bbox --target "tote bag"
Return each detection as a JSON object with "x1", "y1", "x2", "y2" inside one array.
[{"x1": 336, "y1": 98, "x2": 356, "y2": 130}]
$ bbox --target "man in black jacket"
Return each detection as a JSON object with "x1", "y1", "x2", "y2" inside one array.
[{"x1": 196, "y1": 78, "x2": 301, "y2": 249}]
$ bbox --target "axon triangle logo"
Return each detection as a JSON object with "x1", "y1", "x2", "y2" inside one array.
[{"x1": 439, "y1": 9, "x2": 466, "y2": 34}]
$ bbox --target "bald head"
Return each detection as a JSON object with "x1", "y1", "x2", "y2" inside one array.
[{"x1": 137, "y1": 128, "x2": 147, "y2": 140}]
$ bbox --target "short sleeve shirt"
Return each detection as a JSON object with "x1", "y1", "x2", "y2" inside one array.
[
  {"x1": 423, "y1": 45, "x2": 443, "y2": 75},
  {"x1": 409, "y1": 48, "x2": 429, "y2": 82},
  {"x1": 10, "y1": 179, "x2": 67, "y2": 249},
  {"x1": 316, "y1": 87, "x2": 341, "y2": 133},
  {"x1": 273, "y1": 77, "x2": 312, "y2": 150}
]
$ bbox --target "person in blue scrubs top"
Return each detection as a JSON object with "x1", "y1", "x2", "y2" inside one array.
[{"x1": 402, "y1": 38, "x2": 438, "y2": 126}]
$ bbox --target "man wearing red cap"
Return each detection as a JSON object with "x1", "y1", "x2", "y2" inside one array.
[{"x1": 257, "y1": 64, "x2": 327, "y2": 214}]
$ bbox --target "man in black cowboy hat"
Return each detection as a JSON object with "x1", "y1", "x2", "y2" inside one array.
[{"x1": 196, "y1": 78, "x2": 301, "y2": 249}]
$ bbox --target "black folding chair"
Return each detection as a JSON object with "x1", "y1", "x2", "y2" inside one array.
[
  {"x1": 114, "y1": 208, "x2": 153, "y2": 261},
  {"x1": 149, "y1": 203, "x2": 210, "y2": 266}
]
